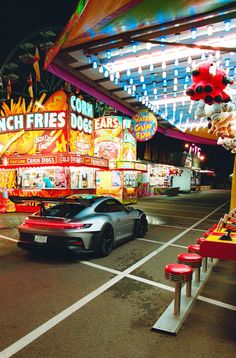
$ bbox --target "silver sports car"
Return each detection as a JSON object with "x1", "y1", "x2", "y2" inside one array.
[{"x1": 13, "y1": 195, "x2": 148, "y2": 257}]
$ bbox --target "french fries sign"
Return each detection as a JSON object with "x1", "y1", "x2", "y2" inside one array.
[
  {"x1": 0, "y1": 91, "x2": 94, "y2": 156},
  {"x1": 0, "y1": 90, "x2": 68, "y2": 156},
  {"x1": 0, "y1": 111, "x2": 66, "y2": 132}
]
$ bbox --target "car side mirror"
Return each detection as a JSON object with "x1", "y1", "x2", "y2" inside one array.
[{"x1": 127, "y1": 206, "x2": 134, "y2": 212}]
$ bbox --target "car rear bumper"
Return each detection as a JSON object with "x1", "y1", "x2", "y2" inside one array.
[{"x1": 18, "y1": 229, "x2": 95, "y2": 253}]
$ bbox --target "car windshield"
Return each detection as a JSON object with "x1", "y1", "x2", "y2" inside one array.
[{"x1": 38, "y1": 203, "x2": 86, "y2": 219}]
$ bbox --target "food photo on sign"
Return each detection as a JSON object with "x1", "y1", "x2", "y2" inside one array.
[{"x1": 93, "y1": 116, "x2": 123, "y2": 160}]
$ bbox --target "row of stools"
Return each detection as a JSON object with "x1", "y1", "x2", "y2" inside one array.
[{"x1": 164, "y1": 226, "x2": 217, "y2": 316}]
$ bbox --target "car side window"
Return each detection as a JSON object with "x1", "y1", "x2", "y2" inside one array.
[
  {"x1": 95, "y1": 200, "x2": 126, "y2": 213},
  {"x1": 95, "y1": 201, "x2": 108, "y2": 213}
]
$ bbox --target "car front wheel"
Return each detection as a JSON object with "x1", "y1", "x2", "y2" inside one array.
[{"x1": 96, "y1": 224, "x2": 114, "y2": 257}]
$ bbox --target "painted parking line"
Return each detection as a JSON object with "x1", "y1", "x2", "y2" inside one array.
[
  {"x1": 0, "y1": 200, "x2": 229, "y2": 357},
  {"x1": 136, "y1": 206, "x2": 214, "y2": 214},
  {"x1": 82, "y1": 261, "x2": 236, "y2": 312},
  {"x1": 156, "y1": 224, "x2": 205, "y2": 232},
  {"x1": 0, "y1": 234, "x2": 18, "y2": 243},
  {"x1": 145, "y1": 212, "x2": 219, "y2": 222},
  {"x1": 137, "y1": 238, "x2": 188, "y2": 249}
]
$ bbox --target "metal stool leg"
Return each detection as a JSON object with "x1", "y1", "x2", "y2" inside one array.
[
  {"x1": 202, "y1": 257, "x2": 208, "y2": 272},
  {"x1": 195, "y1": 267, "x2": 201, "y2": 282},
  {"x1": 174, "y1": 282, "x2": 181, "y2": 315},
  {"x1": 186, "y1": 280, "x2": 192, "y2": 297}
]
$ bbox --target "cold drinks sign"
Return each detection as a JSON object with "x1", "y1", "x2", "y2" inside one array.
[{"x1": 130, "y1": 110, "x2": 157, "y2": 141}]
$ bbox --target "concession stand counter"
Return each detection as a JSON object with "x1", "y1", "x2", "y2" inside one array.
[{"x1": 0, "y1": 154, "x2": 108, "y2": 212}]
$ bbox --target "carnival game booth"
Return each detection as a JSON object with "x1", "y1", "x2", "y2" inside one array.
[
  {"x1": 148, "y1": 164, "x2": 185, "y2": 196},
  {"x1": 96, "y1": 160, "x2": 147, "y2": 204},
  {"x1": 0, "y1": 90, "x2": 109, "y2": 212}
]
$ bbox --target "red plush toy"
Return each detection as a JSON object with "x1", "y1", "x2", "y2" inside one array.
[
  {"x1": 186, "y1": 61, "x2": 234, "y2": 104},
  {"x1": 186, "y1": 61, "x2": 214, "y2": 102}
]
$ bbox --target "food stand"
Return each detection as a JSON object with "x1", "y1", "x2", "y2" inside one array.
[
  {"x1": 0, "y1": 90, "x2": 109, "y2": 212},
  {"x1": 93, "y1": 115, "x2": 147, "y2": 204}
]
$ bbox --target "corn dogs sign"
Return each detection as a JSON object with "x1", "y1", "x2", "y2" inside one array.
[{"x1": 69, "y1": 94, "x2": 94, "y2": 156}]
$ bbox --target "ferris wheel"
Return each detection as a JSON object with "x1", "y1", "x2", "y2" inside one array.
[{"x1": 0, "y1": 27, "x2": 66, "y2": 104}]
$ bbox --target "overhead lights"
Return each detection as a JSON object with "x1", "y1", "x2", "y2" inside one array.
[
  {"x1": 162, "y1": 61, "x2": 166, "y2": 69},
  {"x1": 224, "y1": 20, "x2": 231, "y2": 32},
  {"x1": 207, "y1": 25, "x2": 213, "y2": 36},
  {"x1": 215, "y1": 50, "x2": 221, "y2": 59},
  {"x1": 132, "y1": 44, "x2": 137, "y2": 53},
  {"x1": 92, "y1": 61, "x2": 98, "y2": 69},
  {"x1": 174, "y1": 58, "x2": 179, "y2": 66},
  {"x1": 224, "y1": 58, "x2": 230, "y2": 67},
  {"x1": 146, "y1": 42, "x2": 152, "y2": 50},
  {"x1": 191, "y1": 28, "x2": 197, "y2": 40}
]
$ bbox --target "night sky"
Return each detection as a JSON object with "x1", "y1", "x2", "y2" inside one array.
[
  {"x1": 1, "y1": 0, "x2": 235, "y2": 179},
  {"x1": 0, "y1": 0, "x2": 78, "y2": 65}
]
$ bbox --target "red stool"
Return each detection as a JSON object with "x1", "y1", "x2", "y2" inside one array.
[
  {"x1": 188, "y1": 244, "x2": 200, "y2": 254},
  {"x1": 197, "y1": 237, "x2": 205, "y2": 245},
  {"x1": 197, "y1": 238, "x2": 211, "y2": 269},
  {"x1": 165, "y1": 263, "x2": 193, "y2": 316},
  {"x1": 178, "y1": 252, "x2": 202, "y2": 282},
  {"x1": 188, "y1": 243, "x2": 207, "y2": 272}
]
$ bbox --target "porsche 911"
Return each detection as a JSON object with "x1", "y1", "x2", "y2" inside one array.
[{"x1": 12, "y1": 195, "x2": 148, "y2": 257}]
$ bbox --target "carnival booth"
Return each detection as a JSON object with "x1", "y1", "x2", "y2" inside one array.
[
  {"x1": 93, "y1": 115, "x2": 147, "y2": 204},
  {"x1": 0, "y1": 91, "x2": 108, "y2": 212},
  {"x1": 148, "y1": 164, "x2": 184, "y2": 196}
]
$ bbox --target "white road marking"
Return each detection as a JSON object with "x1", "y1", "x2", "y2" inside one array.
[
  {"x1": 137, "y1": 238, "x2": 188, "y2": 249},
  {"x1": 155, "y1": 224, "x2": 205, "y2": 232},
  {"x1": 0, "y1": 234, "x2": 18, "y2": 243},
  {"x1": 145, "y1": 212, "x2": 219, "y2": 221},
  {"x1": 0, "y1": 200, "x2": 229, "y2": 357},
  {"x1": 82, "y1": 261, "x2": 236, "y2": 311}
]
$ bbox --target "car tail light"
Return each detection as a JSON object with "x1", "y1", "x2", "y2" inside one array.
[{"x1": 23, "y1": 219, "x2": 91, "y2": 229}]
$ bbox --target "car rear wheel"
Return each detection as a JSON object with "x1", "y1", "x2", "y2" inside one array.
[
  {"x1": 96, "y1": 225, "x2": 114, "y2": 257},
  {"x1": 136, "y1": 217, "x2": 147, "y2": 238}
]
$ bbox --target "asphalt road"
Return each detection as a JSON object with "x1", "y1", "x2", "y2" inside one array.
[{"x1": 1, "y1": 189, "x2": 236, "y2": 358}]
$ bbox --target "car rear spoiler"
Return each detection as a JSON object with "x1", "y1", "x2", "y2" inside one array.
[{"x1": 8, "y1": 196, "x2": 92, "y2": 207}]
